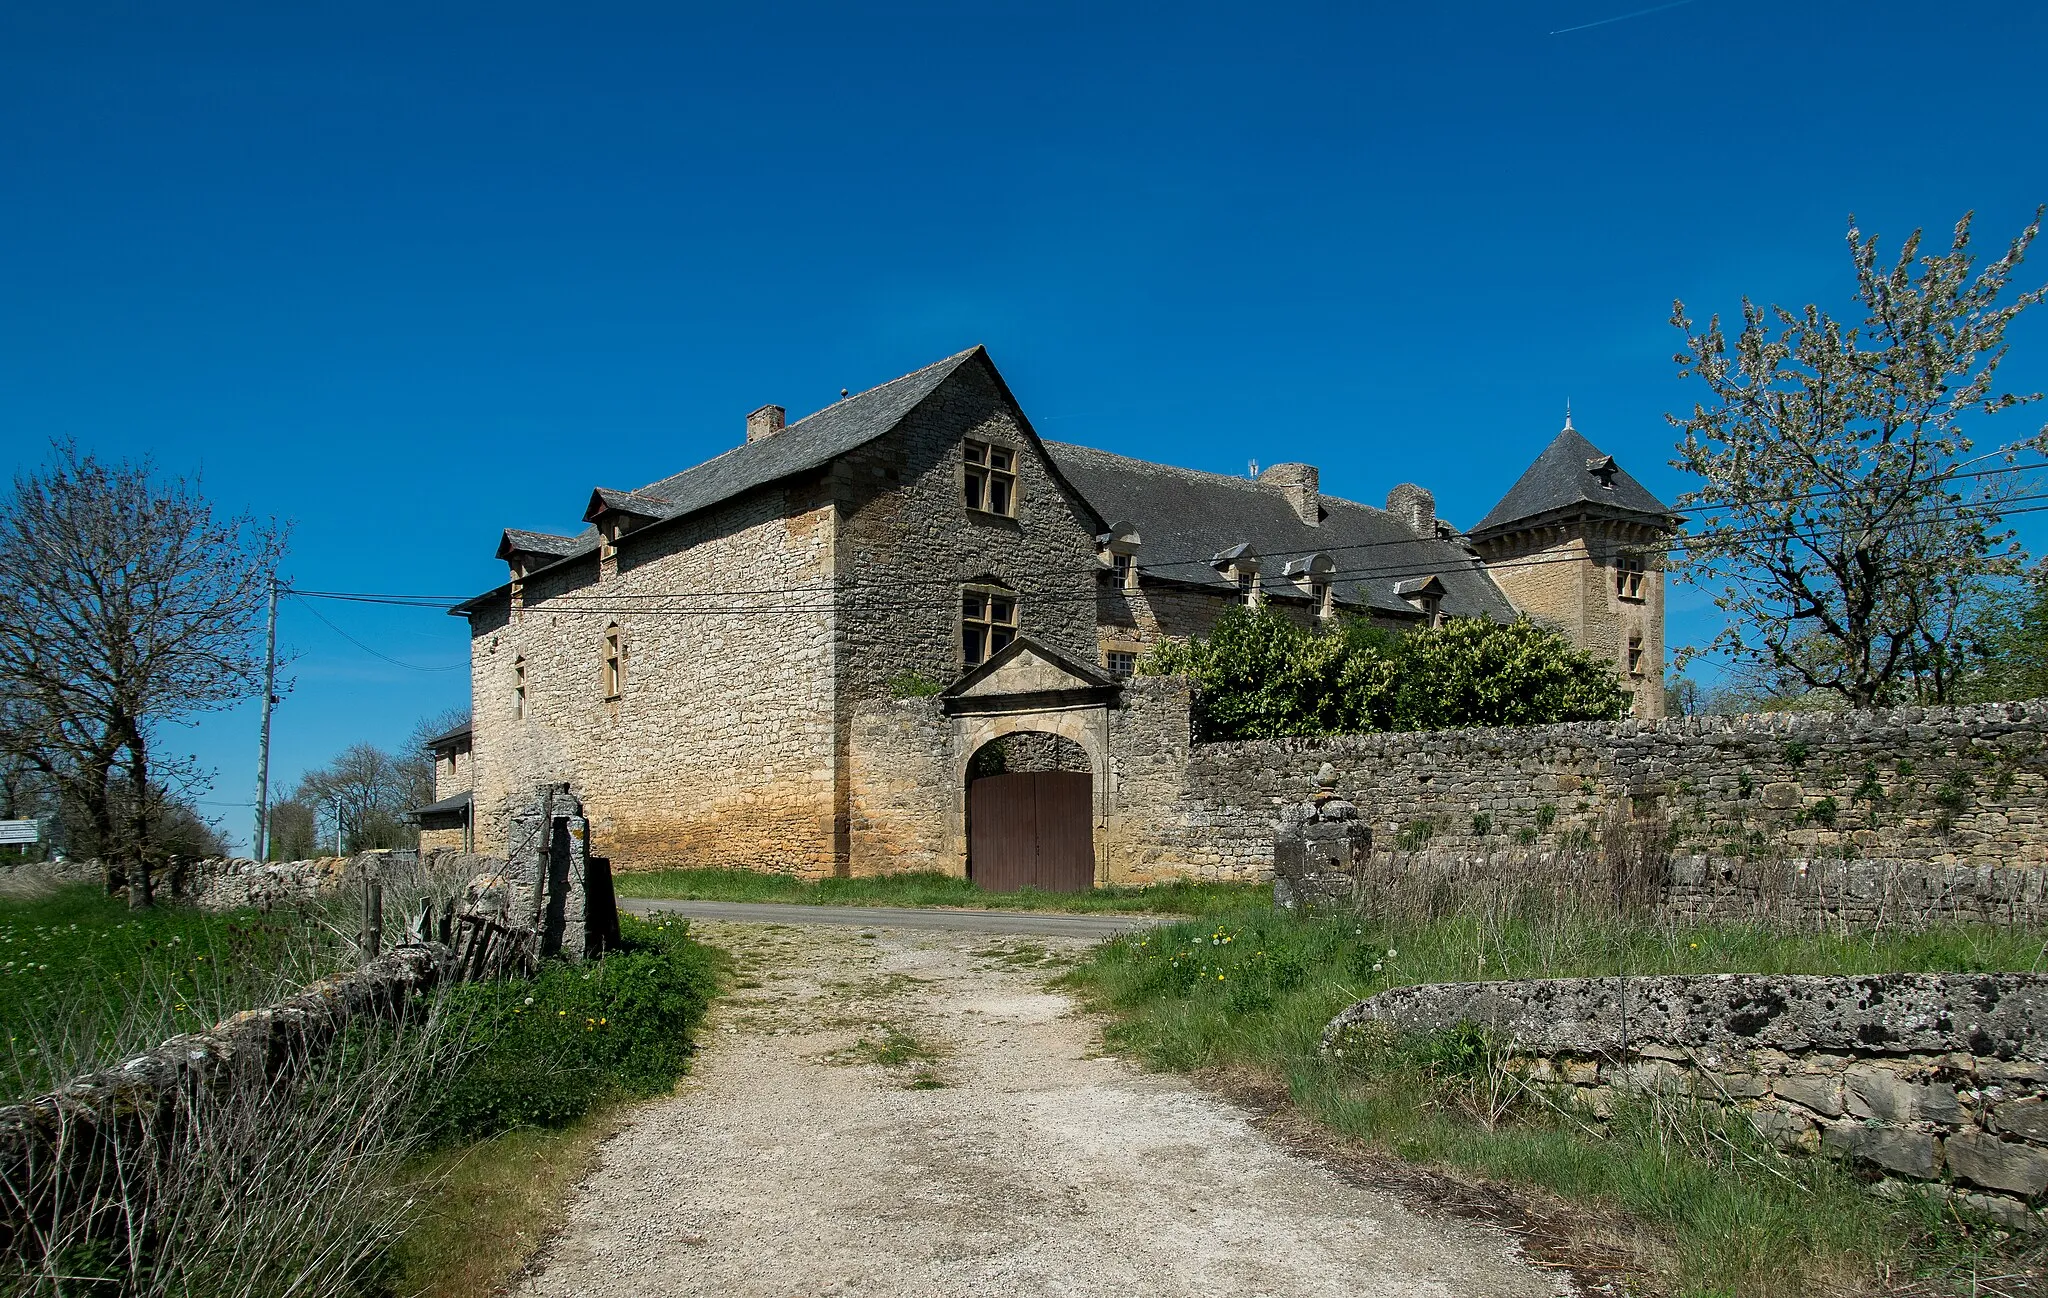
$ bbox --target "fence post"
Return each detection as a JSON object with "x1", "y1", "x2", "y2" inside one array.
[{"x1": 362, "y1": 872, "x2": 383, "y2": 959}]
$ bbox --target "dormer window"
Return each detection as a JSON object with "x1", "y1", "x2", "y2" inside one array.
[
  {"x1": 964, "y1": 441, "x2": 1017, "y2": 516},
  {"x1": 1238, "y1": 569, "x2": 1260, "y2": 608},
  {"x1": 598, "y1": 522, "x2": 618, "y2": 564},
  {"x1": 1395, "y1": 575, "x2": 1447, "y2": 627},
  {"x1": 1284, "y1": 553, "x2": 1336, "y2": 619},
  {"x1": 1099, "y1": 522, "x2": 1142, "y2": 591},
  {"x1": 1112, "y1": 552, "x2": 1134, "y2": 589},
  {"x1": 1615, "y1": 552, "x2": 1646, "y2": 601},
  {"x1": 1588, "y1": 455, "x2": 1619, "y2": 490}
]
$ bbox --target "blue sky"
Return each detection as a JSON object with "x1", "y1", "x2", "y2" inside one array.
[{"x1": 4, "y1": 1, "x2": 2046, "y2": 852}]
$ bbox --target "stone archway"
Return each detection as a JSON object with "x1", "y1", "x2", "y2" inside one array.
[
  {"x1": 963, "y1": 731, "x2": 1095, "y2": 891},
  {"x1": 939, "y1": 639, "x2": 1119, "y2": 888}
]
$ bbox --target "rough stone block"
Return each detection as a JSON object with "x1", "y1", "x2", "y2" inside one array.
[
  {"x1": 1845, "y1": 1066, "x2": 1961, "y2": 1124},
  {"x1": 1990, "y1": 1097, "x2": 2048, "y2": 1142},
  {"x1": 1703, "y1": 1071, "x2": 1770, "y2": 1100},
  {"x1": 1821, "y1": 1123, "x2": 1940, "y2": 1178},
  {"x1": 1946, "y1": 1132, "x2": 2048, "y2": 1196},
  {"x1": 1748, "y1": 1105, "x2": 1817, "y2": 1151},
  {"x1": 1960, "y1": 1192, "x2": 2043, "y2": 1232},
  {"x1": 1774, "y1": 1074, "x2": 1846, "y2": 1117}
]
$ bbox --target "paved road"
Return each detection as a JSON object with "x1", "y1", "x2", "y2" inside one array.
[{"x1": 617, "y1": 896, "x2": 1170, "y2": 938}]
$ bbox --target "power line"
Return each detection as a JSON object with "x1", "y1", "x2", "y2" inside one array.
[
  {"x1": 289, "y1": 593, "x2": 467, "y2": 671},
  {"x1": 286, "y1": 492, "x2": 2048, "y2": 620},
  {"x1": 287, "y1": 459, "x2": 2048, "y2": 609}
]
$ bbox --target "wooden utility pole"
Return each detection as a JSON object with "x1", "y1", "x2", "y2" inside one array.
[{"x1": 252, "y1": 575, "x2": 279, "y2": 861}]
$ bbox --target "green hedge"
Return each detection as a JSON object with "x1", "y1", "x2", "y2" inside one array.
[{"x1": 423, "y1": 913, "x2": 722, "y2": 1143}]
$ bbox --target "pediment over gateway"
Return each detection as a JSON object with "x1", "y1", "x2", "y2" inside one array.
[{"x1": 943, "y1": 637, "x2": 1117, "y2": 701}]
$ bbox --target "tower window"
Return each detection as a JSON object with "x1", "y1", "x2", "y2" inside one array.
[
  {"x1": 964, "y1": 441, "x2": 1017, "y2": 516},
  {"x1": 1616, "y1": 553, "x2": 1646, "y2": 601},
  {"x1": 603, "y1": 625, "x2": 623, "y2": 699},
  {"x1": 513, "y1": 657, "x2": 527, "y2": 719},
  {"x1": 962, "y1": 589, "x2": 1018, "y2": 665},
  {"x1": 1627, "y1": 632, "x2": 1645, "y2": 676}
]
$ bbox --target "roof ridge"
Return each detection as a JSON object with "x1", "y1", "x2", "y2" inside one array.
[{"x1": 1043, "y1": 440, "x2": 1397, "y2": 521}]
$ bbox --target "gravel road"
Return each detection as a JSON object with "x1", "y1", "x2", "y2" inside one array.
[{"x1": 518, "y1": 919, "x2": 1564, "y2": 1298}]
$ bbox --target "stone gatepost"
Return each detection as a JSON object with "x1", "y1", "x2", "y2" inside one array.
[
  {"x1": 505, "y1": 784, "x2": 615, "y2": 962},
  {"x1": 1273, "y1": 763, "x2": 1370, "y2": 912}
]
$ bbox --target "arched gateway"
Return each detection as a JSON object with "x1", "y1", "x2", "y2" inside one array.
[{"x1": 940, "y1": 638, "x2": 1118, "y2": 891}]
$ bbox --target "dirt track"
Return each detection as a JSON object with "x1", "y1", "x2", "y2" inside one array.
[{"x1": 517, "y1": 919, "x2": 1563, "y2": 1298}]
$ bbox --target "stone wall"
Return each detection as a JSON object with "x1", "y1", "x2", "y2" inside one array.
[
  {"x1": 1323, "y1": 973, "x2": 2048, "y2": 1227},
  {"x1": 1111, "y1": 689, "x2": 2048, "y2": 891},
  {"x1": 0, "y1": 942, "x2": 455, "y2": 1241},
  {"x1": 468, "y1": 476, "x2": 842, "y2": 876}
]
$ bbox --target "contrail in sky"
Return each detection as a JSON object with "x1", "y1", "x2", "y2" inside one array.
[{"x1": 1549, "y1": 0, "x2": 1699, "y2": 35}]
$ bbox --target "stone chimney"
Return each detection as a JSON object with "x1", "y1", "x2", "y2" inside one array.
[
  {"x1": 746, "y1": 404, "x2": 786, "y2": 444},
  {"x1": 1259, "y1": 463, "x2": 1320, "y2": 526},
  {"x1": 1386, "y1": 483, "x2": 1435, "y2": 537}
]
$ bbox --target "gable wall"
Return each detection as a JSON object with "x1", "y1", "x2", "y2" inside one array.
[
  {"x1": 466, "y1": 477, "x2": 841, "y2": 875},
  {"x1": 833, "y1": 361, "x2": 1106, "y2": 876}
]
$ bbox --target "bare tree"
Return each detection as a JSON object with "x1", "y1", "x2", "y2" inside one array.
[
  {"x1": 0, "y1": 441, "x2": 286, "y2": 902},
  {"x1": 1669, "y1": 208, "x2": 2048, "y2": 707}
]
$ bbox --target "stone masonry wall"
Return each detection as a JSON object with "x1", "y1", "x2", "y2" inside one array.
[
  {"x1": 1324, "y1": 974, "x2": 2048, "y2": 1228},
  {"x1": 468, "y1": 477, "x2": 840, "y2": 876},
  {"x1": 1111, "y1": 688, "x2": 2048, "y2": 890}
]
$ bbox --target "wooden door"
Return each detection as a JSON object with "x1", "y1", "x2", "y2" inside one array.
[{"x1": 968, "y1": 771, "x2": 1095, "y2": 892}]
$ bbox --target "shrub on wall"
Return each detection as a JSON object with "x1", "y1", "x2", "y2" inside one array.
[{"x1": 1141, "y1": 608, "x2": 1625, "y2": 741}]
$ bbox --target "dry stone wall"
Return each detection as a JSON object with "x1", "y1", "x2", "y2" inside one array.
[
  {"x1": 1324, "y1": 973, "x2": 2048, "y2": 1228},
  {"x1": 1111, "y1": 685, "x2": 2048, "y2": 899}
]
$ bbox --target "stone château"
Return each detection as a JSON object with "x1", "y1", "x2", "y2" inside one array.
[{"x1": 423, "y1": 347, "x2": 1677, "y2": 882}]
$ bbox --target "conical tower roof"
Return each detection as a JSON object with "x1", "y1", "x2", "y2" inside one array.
[{"x1": 1470, "y1": 423, "x2": 1676, "y2": 539}]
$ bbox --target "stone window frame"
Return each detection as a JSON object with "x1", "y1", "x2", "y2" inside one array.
[
  {"x1": 963, "y1": 439, "x2": 1018, "y2": 518},
  {"x1": 1112, "y1": 552, "x2": 1135, "y2": 589},
  {"x1": 1311, "y1": 581, "x2": 1333, "y2": 620},
  {"x1": 508, "y1": 558, "x2": 526, "y2": 619},
  {"x1": 1627, "y1": 631, "x2": 1646, "y2": 677},
  {"x1": 1615, "y1": 552, "x2": 1647, "y2": 602},
  {"x1": 961, "y1": 584, "x2": 1019, "y2": 667},
  {"x1": 1105, "y1": 648, "x2": 1138, "y2": 680},
  {"x1": 1235, "y1": 565, "x2": 1262, "y2": 608},
  {"x1": 513, "y1": 656, "x2": 528, "y2": 719},
  {"x1": 597, "y1": 521, "x2": 619, "y2": 565},
  {"x1": 603, "y1": 623, "x2": 623, "y2": 700}
]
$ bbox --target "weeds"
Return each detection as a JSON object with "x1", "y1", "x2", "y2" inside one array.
[
  {"x1": 613, "y1": 867, "x2": 1266, "y2": 915},
  {"x1": 1066, "y1": 901, "x2": 2048, "y2": 1296}
]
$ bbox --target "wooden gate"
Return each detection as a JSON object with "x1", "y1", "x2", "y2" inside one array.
[{"x1": 968, "y1": 771, "x2": 1096, "y2": 892}]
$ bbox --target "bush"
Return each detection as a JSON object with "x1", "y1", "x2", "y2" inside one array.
[
  {"x1": 423, "y1": 914, "x2": 721, "y2": 1143},
  {"x1": 1141, "y1": 608, "x2": 1625, "y2": 741}
]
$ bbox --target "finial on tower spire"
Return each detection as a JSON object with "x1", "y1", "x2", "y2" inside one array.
[{"x1": 1563, "y1": 399, "x2": 1574, "y2": 432}]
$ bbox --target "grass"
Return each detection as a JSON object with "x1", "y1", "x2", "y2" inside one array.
[
  {"x1": 0, "y1": 883, "x2": 350, "y2": 1097},
  {"x1": 389, "y1": 1104, "x2": 628, "y2": 1298},
  {"x1": 612, "y1": 866, "x2": 1264, "y2": 915},
  {"x1": 1065, "y1": 903, "x2": 2048, "y2": 1297}
]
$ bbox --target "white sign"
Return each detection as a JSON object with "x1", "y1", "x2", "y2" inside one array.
[{"x1": 0, "y1": 821, "x2": 38, "y2": 846}]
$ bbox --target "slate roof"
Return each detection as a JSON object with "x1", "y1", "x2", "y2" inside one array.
[
  {"x1": 1470, "y1": 426, "x2": 1676, "y2": 539},
  {"x1": 422, "y1": 720, "x2": 472, "y2": 752},
  {"x1": 1043, "y1": 443, "x2": 1517, "y2": 622},
  {"x1": 412, "y1": 790, "x2": 473, "y2": 819},
  {"x1": 458, "y1": 347, "x2": 984, "y2": 610},
  {"x1": 585, "y1": 487, "x2": 674, "y2": 521},
  {"x1": 497, "y1": 529, "x2": 582, "y2": 561}
]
